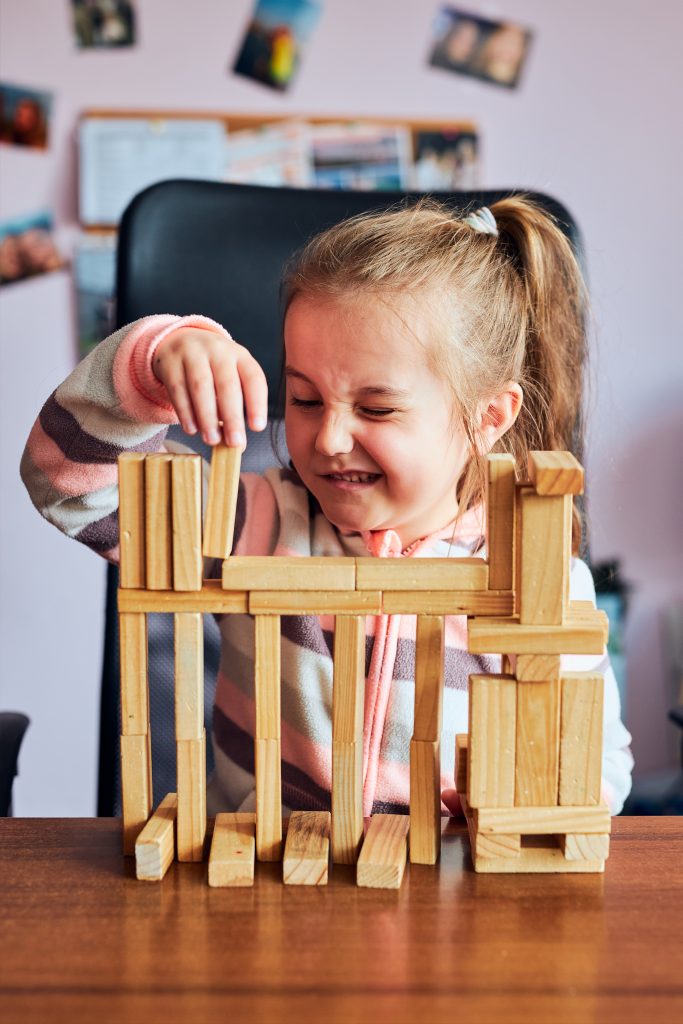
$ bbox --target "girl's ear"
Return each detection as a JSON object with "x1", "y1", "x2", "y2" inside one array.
[{"x1": 474, "y1": 383, "x2": 523, "y2": 454}]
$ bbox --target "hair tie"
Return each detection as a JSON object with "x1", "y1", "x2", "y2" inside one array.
[{"x1": 464, "y1": 206, "x2": 498, "y2": 238}]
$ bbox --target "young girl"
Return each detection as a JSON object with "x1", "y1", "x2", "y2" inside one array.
[{"x1": 21, "y1": 196, "x2": 633, "y2": 816}]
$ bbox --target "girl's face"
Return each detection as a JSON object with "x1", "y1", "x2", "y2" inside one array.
[{"x1": 284, "y1": 293, "x2": 472, "y2": 549}]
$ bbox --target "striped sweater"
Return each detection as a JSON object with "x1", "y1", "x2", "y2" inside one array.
[{"x1": 20, "y1": 315, "x2": 634, "y2": 815}]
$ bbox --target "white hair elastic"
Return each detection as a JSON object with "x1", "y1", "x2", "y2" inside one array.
[{"x1": 463, "y1": 206, "x2": 499, "y2": 237}]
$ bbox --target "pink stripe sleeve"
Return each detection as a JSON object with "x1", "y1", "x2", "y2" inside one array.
[{"x1": 26, "y1": 419, "x2": 119, "y2": 497}]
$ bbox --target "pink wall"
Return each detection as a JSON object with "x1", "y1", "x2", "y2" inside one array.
[{"x1": 1, "y1": 0, "x2": 682, "y2": 813}]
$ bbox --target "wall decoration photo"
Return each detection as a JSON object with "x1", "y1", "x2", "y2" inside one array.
[
  {"x1": 428, "y1": 7, "x2": 533, "y2": 89},
  {"x1": 0, "y1": 212, "x2": 66, "y2": 287},
  {"x1": 232, "y1": 0, "x2": 323, "y2": 92},
  {"x1": 71, "y1": 0, "x2": 136, "y2": 49},
  {"x1": 0, "y1": 82, "x2": 52, "y2": 149}
]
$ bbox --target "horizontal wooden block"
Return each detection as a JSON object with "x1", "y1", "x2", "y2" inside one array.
[
  {"x1": 171, "y1": 454, "x2": 203, "y2": 592},
  {"x1": 249, "y1": 591, "x2": 382, "y2": 615},
  {"x1": 475, "y1": 831, "x2": 521, "y2": 860},
  {"x1": 203, "y1": 444, "x2": 241, "y2": 560},
  {"x1": 118, "y1": 580, "x2": 249, "y2": 614},
  {"x1": 119, "y1": 612, "x2": 148, "y2": 736},
  {"x1": 223, "y1": 556, "x2": 355, "y2": 591},
  {"x1": 560, "y1": 833, "x2": 610, "y2": 861},
  {"x1": 528, "y1": 451, "x2": 584, "y2": 496},
  {"x1": 475, "y1": 802, "x2": 611, "y2": 835},
  {"x1": 468, "y1": 674, "x2": 516, "y2": 809},
  {"x1": 357, "y1": 814, "x2": 410, "y2": 889},
  {"x1": 135, "y1": 793, "x2": 177, "y2": 881},
  {"x1": 283, "y1": 811, "x2": 331, "y2": 885},
  {"x1": 118, "y1": 452, "x2": 146, "y2": 590},
  {"x1": 208, "y1": 812, "x2": 255, "y2": 887},
  {"x1": 455, "y1": 734, "x2": 468, "y2": 793},
  {"x1": 176, "y1": 731, "x2": 206, "y2": 862},
  {"x1": 409, "y1": 739, "x2": 441, "y2": 865},
  {"x1": 486, "y1": 453, "x2": 516, "y2": 592},
  {"x1": 515, "y1": 654, "x2": 562, "y2": 681},
  {"x1": 144, "y1": 453, "x2": 173, "y2": 591},
  {"x1": 559, "y1": 672, "x2": 603, "y2": 806},
  {"x1": 331, "y1": 742, "x2": 363, "y2": 864},
  {"x1": 468, "y1": 605, "x2": 608, "y2": 655},
  {"x1": 381, "y1": 590, "x2": 513, "y2": 616},
  {"x1": 356, "y1": 557, "x2": 488, "y2": 591},
  {"x1": 120, "y1": 733, "x2": 152, "y2": 856}
]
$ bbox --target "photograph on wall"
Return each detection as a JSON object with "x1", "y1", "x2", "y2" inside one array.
[
  {"x1": 225, "y1": 121, "x2": 312, "y2": 186},
  {"x1": 0, "y1": 82, "x2": 52, "y2": 149},
  {"x1": 428, "y1": 7, "x2": 533, "y2": 89},
  {"x1": 411, "y1": 128, "x2": 479, "y2": 190},
  {"x1": 74, "y1": 233, "x2": 117, "y2": 358},
  {"x1": 0, "y1": 212, "x2": 66, "y2": 287},
  {"x1": 311, "y1": 122, "x2": 411, "y2": 191},
  {"x1": 232, "y1": 0, "x2": 323, "y2": 92},
  {"x1": 71, "y1": 0, "x2": 136, "y2": 48}
]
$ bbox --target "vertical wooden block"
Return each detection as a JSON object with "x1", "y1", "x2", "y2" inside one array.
[
  {"x1": 519, "y1": 490, "x2": 568, "y2": 625},
  {"x1": 144, "y1": 453, "x2": 173, "y2": 589},
  {"x1": 283, "y1": 811, "x2": 331, "y2": 885},
  {"x1": 455, "y1": 733, "x2": 468, "y2": 793},
  {"x1": 208, "y1": 812, "x2": 255, "y2": 887},
  {"x1": 528, "y1": 451, "x2": 584, "y2": 496},
  {"x1": 255, "y1": 615, "x2": 281, "y2": 740},
  {"x1": 413, "y1": 615, "x2": 444, "y2": 742},
  {"x1": 135, "y1": 792, "x2": 177, "y2": 881},
  {"x1": 516, "y1": 654, "x2": 561, "y2": 681},
  {"x1": 174, "y1": 612, "x2": 204, "y2": 740},
  {"x1": 559, "y1": 673, "x2": 604, "y2": 806},
  {"x1": 120, "y1": 733, "x2": 152, "y2": 855},
  {"x1": 513, "y1": 484, "x2": 532, "y2": 616},
  {"x1": 119, "y1": 612, "x2": 149, "y2": 735},
  {"x1": 515, "y1": 679, "x2": 560, "y2": 806},
  {"x1": 409, "y1": 738, "x2": 441, "y2": 865},
  {"x1": 467, "y1": 674, "x2": 516, "y2": 809},
  {"x1": 255, "y1": 737, "x2": 282, "y2": 862},
  {"x1": 118, "y1": 452, "x2": 146, "y2": 589},
  {"x1": 203, "y1": 444, "x2": 241, "y2": 559},
  {"x1": 485, "y1": 453, "x2": 516, "y2": 591},
  {"x1": 171, "y1": 454, "x2": 203, "y2": 592},
  {"x1": 332, "y1": 616, "x2": 365, "y2": 743},
  {"x1": 176, "y1": 729, "x2": 206, "y2": 861},
  {"x1": 332, "y1": 741, "x2": 363, "y2": 864},
  {"x1": 357, "y1": 814, "x2": 410, "y2": 889}
]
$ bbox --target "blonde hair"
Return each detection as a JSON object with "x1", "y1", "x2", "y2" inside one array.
[{"x1": 281, "y1": 195, "x2": 588, "y2": 554}]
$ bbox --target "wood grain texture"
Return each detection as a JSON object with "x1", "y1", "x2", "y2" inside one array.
[
  {"x1": 475, "y1": 802, "x2": 611, "y2": 835},
  {"x1": 203, "y1": 444, "x2": 241, "y2": 559},
  {"x1": 255, "y1": 615, "x2": 281, "y2": 740},
  {"x1": 255, "y1": 737, "x2": 282, "y2": 862},
  {"x1": 118, "y1": 579, "x2": 249, "y2": 614},
  {"x1": 409, "y1": 739, "x2": 441, "y2": 865},
  {"x1": 144, "y1": 453, "x2": 173, "y2": 590},
  {"x1": 381, "y1": 590, "x2": 513, "y2": 615},
  {"x1": 331, "y1": 741, "x2": 363, "y2": 865},
  {"x1": 560, "y1": 832, "x2": 610, "y2": 861},
  {"x1": 474, "y1": 831, "x2": 521, "y2": 859},
  {"x1": 559, "y1": 672, "x2": 604, "y2": 806},
  {"x1": 208, "y1": 812, "x2": 255, "y2": 887},
  {"x1": 332, "y1": 616, "x2": 365, "y2": 743},
  {"x1": 467, "y1": 674, "x2": 516, "y2": 809},
  {"x1": 413, "y1": 616, "x2": 444, "y2": 741},
  {"x1": 135, "y1": 793, "x2": 177, "y2": 881},
  {"x1": 515, "y1": 678, "x2": 560, "y2": 806},
  {"x1": 357, "y1": 813, "x2": 410, "y2": 889},
  {"x1": 174, "y1": 612, "x2": 204, "y2": 741},
  {"x1": 120, "y1": 733, "x2": 152, "y2": 855},
  {"x1": 250, "y1": 591, "x2": 383, "y2": 614},
  {"x1": 118, "y1": 452, "x2": 146, "y2": 589},
  {"x1": 355, "y1": 557, "x2": 488, "y2": 591},
  {"x1": 223, "y1": 556, "x2": 355, "y2": 591},
  {"x1": 528, "y1": 451, "x2": 584, "y2": 496},
  {"x1": 485, "y1": 453, "x2": 517, "y2": 591},
  {"x1": 283, "y1": 811, "x2": 331, "y2": 885},
  {"x1": 176, "y1": 730, "x2": 206, "y2": 862},
  {"x1": 519, "y1": 491, "x2": 568, "y2": 625},
  {"x1": 515, "y1": 654, "x2": 561, "y2": 681},
  {"x1": 171, "y1": 454, "x2": 203, "y2": 592},
  {"x1": 119, "y1": 612, "x2": 148, "y2": 736},
  {"x1": 467, "y1": 604, "x2": 608, "y2": 655}
]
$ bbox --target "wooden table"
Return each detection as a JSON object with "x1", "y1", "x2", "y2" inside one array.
[{"x1": 2, "y1": 817, "x2": 682, "y2": 1024}]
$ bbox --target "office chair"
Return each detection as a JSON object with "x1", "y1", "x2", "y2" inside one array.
[
  {"x1": 0, "y1": 712, "x2": 30, "y2": 816},
  {"x1": 99, "y1": 180, "x2": 585, "y2": 816}
]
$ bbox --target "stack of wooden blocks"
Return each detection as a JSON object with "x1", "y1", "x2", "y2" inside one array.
[{"x1": 117, "y1": 445, "x2": 610, "y2": 889}]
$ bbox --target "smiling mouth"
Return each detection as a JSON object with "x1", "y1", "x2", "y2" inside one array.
[{"x1": 324, "y1": 472, "x2": 382, "y2": 483}]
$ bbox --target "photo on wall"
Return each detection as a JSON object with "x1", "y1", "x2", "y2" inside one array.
[
  {"x1": 232, "y1": 0, "x2": 323, "y2": 92},
  {"x1": 71, "y1": 0, "x2": 136, "y2": 49},
  {"x1": 0, "y1": 212, "x2": 66, "y2": 287},
  {"x1": 428, "y1": 7, "x2": 533, "y2": 89},
  {"x1": 412, "y1": 128, "x2": 479, "y2": 189},
  {"x1": 0, "y1": 82, "x2": 52, "y2": 149}
]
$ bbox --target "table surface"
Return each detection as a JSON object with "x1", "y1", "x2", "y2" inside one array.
[{"x1": 2, "y1": 817, "x2": 682, "y2": 1024}]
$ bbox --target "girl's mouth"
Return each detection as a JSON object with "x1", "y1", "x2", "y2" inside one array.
[{"x1": 322, "y1": 472, "x2": 382, "y2": 491}]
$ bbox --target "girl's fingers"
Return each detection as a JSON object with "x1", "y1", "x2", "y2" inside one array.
[
  {"x1": 237, "y1": 350, "x2": 269, "y2": 432},
  {"x1": 211, "y1": 356, "x2": 247, "y2": 449},
  {"x1": 183, "y1": 357, "x2": 221, "y2": 445},
  {"x1": 159, "y1": 366, "x2": 197, "y2": 436}
]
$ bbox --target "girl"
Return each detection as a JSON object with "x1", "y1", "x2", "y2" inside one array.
[{"x1": 21, "y1": 196, "x2": 633, "y2": 816}]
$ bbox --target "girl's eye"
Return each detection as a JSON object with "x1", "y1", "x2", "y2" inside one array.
[
  {"x1": 289, "y1": 397, "x2": 321, "y2": 408},
  {"x1": 361, "y1": 408, "x2": 395, "y2": 418}
]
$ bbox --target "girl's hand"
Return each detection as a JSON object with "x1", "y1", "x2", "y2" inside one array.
[
  {"x1": 152, "y1": 327, "x2": 268, "y2": 449},
  {"x1": 441, "y1": 789, "x2": 463, "y2": 816}
]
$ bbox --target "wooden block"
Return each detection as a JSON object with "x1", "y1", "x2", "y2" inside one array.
[
  {"x1": 118, "y1": 580, "x2": 249, "y2": 614},
  {"x1": 413, "y1": 616, "x2": 444, "y2": 741},
  {"x1": 120, "y1": 733, "x2": 152, "y2": 855},
  {"x1": 515, "y1": 654, "x2": 561, "y2": 681},
  {"x1": 332, "y1": 616, "x2": 365, "y2": 744},
  {"x1": 203, "y1": 444, "x2": 241, "y2": 559},
  {"x1": 475, "y1": 831, "x2": 521, "y2": 859},
  {"x1": 455, "y1": 733, "x2": 468, "y2": 793},
  {"x1": 409, "y1": 739, "x2": 441, "y2": 865},
  {"x1": 381, "y1": 590, "x2": 513, "y2": 616},
  {"x1": 283, "y1": 811, "x2": 331, "y2": 885},
  {"x1": 135, "y1": 792, "x2": 177, "y2": 881},
  {"x1": 485, "y1": 453, "x2": 516, "y2": 591},
  {"x1": 250, "y1": 591, "x2": 383, "y2": 615},
  {"x1": 467, "y1": 604, "x2": 607, "y2": 655},
  {"x1": 357, "y1": 814, "x2": 410, "y2": 889},
  {"x1": 176, "y1": 730, "x2": 206, "y2": 862},
  {"x1": 467, "y1": 674, "x2": 516, "y2": 808},
  {"x1": 144, "y1": 453, "x2": 173, "y2": 590},
  {"x1": 516, "y1": 678, "x2": 560, "y2": 806},
  {"x1": 559, "y1": 673, "x2": 604, "y2": 806},
  {"x1": 171, "y1": 454, "x2": 203, "y2": 592},
  {"x1": 208, "y1": 812, "x2": 255, "y2": 887},
  {"x1": 223, "y1": 556, "x2": 355, "y2": 591},
  {"x1": 519, "y1": 490, "x2": 568, "y2": 625},
  {"x1": 475, "y1": 801, "x2": 610, "y2": 835},
  {"x1": 560, "y1": 832, "x2": 610, "y2": 861},
  {"x1": 119, "y1": 612, "x2": 148, "y2": 735},
  {"x1": 355, "y1": 557, "x2": 488, "y2": 591},
  {"x1": 331, "y1": 741, "x2": 363, "y2": 864},
  {"x1": 255, "y1": 615, "x2": 281, "y2": 741},
  {"x1": 528, "y1": 451, "x2": 584, "y2": 496},
  {"x1": 118, "y1": 452, "x2": 146, "y2": 589},
  {"x1": 174, "y1": 612, "x2": 204, "y2": 741},
  {"x1": 255, "y1": 737, "x2": 282, "y2": 861}
]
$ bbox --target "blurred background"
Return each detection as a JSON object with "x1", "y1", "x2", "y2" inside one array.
[{"x1": 1, "y1": 0, "x2": 681, "y2": 815}]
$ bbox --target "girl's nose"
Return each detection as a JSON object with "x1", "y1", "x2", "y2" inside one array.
[{"x1": 314, "y1": 411, "x2": 354, "y2": 456}]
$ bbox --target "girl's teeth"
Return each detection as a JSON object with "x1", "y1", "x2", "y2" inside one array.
[{"x1": 331, "y1": 473, "x2": 376, "y2": 482}]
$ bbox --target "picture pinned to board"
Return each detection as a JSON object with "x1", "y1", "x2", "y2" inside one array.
[
  {"x1": 71, "y1": 0, "x2": 136, "y2": 49},
  {"x1": 428, "y1": 7, "x2": 533, "y2": 89},
  {"x1": 232, "y1": 0, "x2": 323, "y2": 92},
  {"x1": 0, "y1": 82, "x2": 52, "y2": 150},
  {"x1": 412, "y1": 128, "x2": 479, "y2": 189},
  {"x1": 0, "y1": 212, "x2": 66, "y2": 287}
]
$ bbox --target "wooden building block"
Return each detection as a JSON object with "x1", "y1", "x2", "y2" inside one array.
[
  {"x1": 485, "y1": 453, "x2": 517, "y2": 591},
  {"x1": 560, "y1": 832, "x2": 610, "y2": 861},
  {"x1": 174, "y1": 612, "x2": 204, "y2": 741},
  {"x1": 255, "y1": 737, "x2": 282, "y2": 861},
  {"x1": 176, "y1": 730, "x2": 206, "y2": 862},
  {"x1": 208, "y1": 812, "x2": 256, "y2": 887},
  {"x1": 332, "y1": 616, "x2": 365, "y2": 744},
  {"x1": 381, "y1": 590, "x2": 513, "y2": 616},
  {"x1": 474, "y1": 831, "x2": 521, "y2": 859},
  {"x1": 515, "y1": 654, "x2": 561, "y2": 682},
  {"x1": 409, "y1": 739, "x2": 441, "y2": 865},
  {"x1": 475, "y1": 802, "x2": 610, "y2": 835},
  {"x1": 559, "y1": 673, "x2": 603, "y2": 806},
  {"x1": 357, "y1": 814, "x2": 410, "y2": 889},
  {"x1": 467, "y1": 604, "x2": 607, "y2": 655},
  {"x1": 119, "y1": 612, "x2": 148, "y2": 735},
  {"x1": 144, "y1": 453, "x2": 173, "y2": 590},
  {"x1": 250, "y1": 591, "x2": 383, "y2": 615},
  {"x1": 467, "y1": 674, "x2": 516, "y2": 809},
  {"x1": 135, "y1": 792, "x2": 177, "y2": 881},
  {"x1": 515, "y1": 678, "x2": 560, "y2": 806},
  {"x1": 331, "y1": 741, "x2": 363, "y2": 864},
  {"x1": 519, "y1": 490, "x2": 569, "y2": 625},
  {"x1": 255, "y1": 615, "x2": 281, "y2": 740},
  {"x1": 118, "y1": 580, "x2": 249, "y2": 615},
  {"x1": 355, "y1": 557, "x2": 488, "y2": 592},
  {"x1": 118, "y1": 452, "x2": 146, "y2": 589},
  {"x1": 455, "y1": 733, "x2": 468, "y2": 793},
  {"x1": 528, "y1": 451, "x2": 584, "y2": 496},
  {"x1": 171, "y1": 454, "x2": 203, "y2": 592},
  {"x1": 413, "y1": 616, "x2": 444, "y2": 741},
  {"x1": 223, "y1": 556, "x2": 355, "y2": 591},
  {"x1": 120, "y1": 733, "x2": 152, "y2": 855},
  {"x1": 203, "y1": 444, "x2": 241, "y2": 559},
  {"x1": 283, "y1": 811, "x2": 331, "y2": 885}
]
